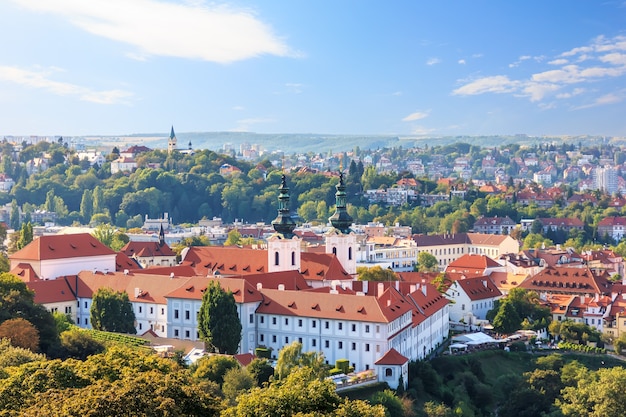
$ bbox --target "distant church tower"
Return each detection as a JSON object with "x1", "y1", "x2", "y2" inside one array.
[
  {"x1": 168, "y1": 126, "x2": 177, "y2": 154},
  {"x1": 326, "y1": 172, "x2": 357, "y2": 275},
  {"x1": 267, "y1": 174, "x2": 301, "y2": 273}
]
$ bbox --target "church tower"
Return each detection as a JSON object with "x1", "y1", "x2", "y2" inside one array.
[
  {"x1": 267, "y1": 174, "x2": 301, "y2": 273},
  {"x1": 325, "y1": 172, "x2": 357, "y2": 275},
  {"x1": 168, "y1": 126, "x2": 177, "y2": 154}
]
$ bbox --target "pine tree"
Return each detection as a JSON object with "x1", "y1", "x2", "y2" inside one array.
[
  {"x1": 80, "y1": 190, "x2": 93, "y2": 224},
  {"x1": 198, "y1": 281, "x2": 242, "y2": 354}
]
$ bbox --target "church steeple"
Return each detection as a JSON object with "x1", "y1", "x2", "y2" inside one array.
[
  {"x1": 168, "y1": 126, "x2": 177, "y2": 154},
  {"x1": 271, "y1": 174, "x2": 296, "y2": 238},
  {"x1": 328, "y1": 172, "x2": 353, "y2": 234},
  {"x1": 159, "y1": 224, "x2": 165, "y2": 247}
]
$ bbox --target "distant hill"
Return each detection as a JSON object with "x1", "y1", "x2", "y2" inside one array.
[{"x1": 85, "y1": 132, "x2": 620, "y2": 154}]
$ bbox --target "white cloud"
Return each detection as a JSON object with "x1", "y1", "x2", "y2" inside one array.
[
  {"x1": 454, "y1": 35, "x2": 626, "y2": 106},
  {"x1": 392, "y1": 91, "x2": 403, "y2": 96},
  {"x1": 574, "y1": 91, "x2": 625, "y2": 109},
  {"x1": 232, "y1": 105, "x2": 245, "y2": 111},
  {"x1": 0, "y1": 65, "x2": 133, "y2": 104},
  {"x1": 10, "y1": 0, "x2": 294, "y2": 64},
  {"x1": 522, "y1": 82, "x2": 560, "y2": 102},
  {"x1": 426, "y1": 58, "x2": 441, "y2": 66},
  {"x1": 402, "y1": 111, "x2": 429, "y2": 122},
  {"x1": 556, "y1": 88, "x2": 585, "y2": 99},
  {"x1": 452, "y1": 75, "x2": 520, "y2": 96},
  {"x1": 548, "y1": 59, "x2": 568, "y2": 66},
  {"x1": 458, "y1": 59, "x2": 466, "y2": 65}
]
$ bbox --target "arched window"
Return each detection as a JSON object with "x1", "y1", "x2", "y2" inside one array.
[
  {"x1": 385, "y1": 368, "x2": 393, "y2": 377},
  {"x1": 332, "y1": 247, "x2": 337, "y2": 255},
  {"x1": 291, "y1": 251, "x2": 296, "y2": 265},
  {"x1": 274, "y1": 252, "x2": 279, "y2": 266},
  {"x1": 348, "y1": 247, "x2": 352, "y2": 260}
]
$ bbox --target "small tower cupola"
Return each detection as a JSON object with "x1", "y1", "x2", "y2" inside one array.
[
  {"x1": 328, "y1": 172, "x2": 353, "y2": 234},
  {"x1": 271, "y1": 174, "x2": 296, "y2": 238}
]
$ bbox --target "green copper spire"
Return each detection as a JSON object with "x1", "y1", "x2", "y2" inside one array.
[
  {"x1": 329, "y1": 172, "x2": 353, "y2": 234},
  {"x1": 271, "y1": 174, "x2": 296, "y2": 238},
  {"x1": 170, "y1": 126, "x2": 176, "y2": 139}
]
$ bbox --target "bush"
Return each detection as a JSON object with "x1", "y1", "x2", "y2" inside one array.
[
  {"x1": 255, "y1": 347, "x2": 271, "y2": 359},
  {"x1": 336, "y1": 359, "x2": 349, "y2": 374}
]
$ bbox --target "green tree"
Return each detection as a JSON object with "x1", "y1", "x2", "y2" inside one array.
[
  {"x1": 246, "y1": 358, "x2": 274, "y2": 387},
  {"x1": 357, "y1": 265, "x2": 398, "y2": 282},
  {"x1": 79, "y1": 189, "x2": 93, "y2": 223},
  {"x1": 198, "y1": 281, "x2": 242, "y2": 354},
  {"x1": 492, "y1": 299, "x2": 521, "y2": 334},
  {"x1": 222, "y1": 366, "x2": 255, "y2": 405},
  {"x1": 0, "y1": 273, "x2": 59, "y2": 354},
  {"x1": 59, "y1": 328, "x2": 105, "y2": 360},
  {"x1": 275, "y1": 340, "x2": 327, "y2": 380},
  {"x1": 90, "y1": 287, "x2": 136, "y2": 334},
  {"x1": 558, "y1": 367, "x2": 626, "y2": 417},
  {"x1": 192, "y1": 354, "x2": 240, "y2": 386},
  {"x1": 225, "y1": 229, "x2": 242, "y2": 246},
  {"x1": 16, "y1": 221, "x2": 33, "y2": 250},
  {"x1": 417, "y1": 251, "x2": 439, "y2": 272},
  {"x1": 9, "y1": 199, "x2": 19, "y2": 230}
]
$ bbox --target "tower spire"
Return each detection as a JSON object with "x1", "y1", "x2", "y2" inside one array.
[
  {"x1": 168, "y1": 125, "x2": 177, "y2": 154},
  {"x1": 328, "y1": 171, "x2": 353, "y2": 234},
  {"x1": 271, "y1": 174, "x2": 296, "y2": 238}
]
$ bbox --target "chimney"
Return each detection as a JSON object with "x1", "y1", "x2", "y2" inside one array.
[
  {"x1": 170, "y1": 272, "x2": 175, "y2": 279},
  {"x1": 377, "y1": 282, "x2": 384, "y2": 296},
  {"x1": 134, "y1": 288, "x2": 141, "y2": 298},
  {"x1": 256, "y1": 283, "x2": 262, "y2": 290},
  {"x1": 124, "y1": 269, "x2": 129, "y2": 275},
  {"x1": 482, "y1": 280, "x2": 488, "y2": 288},
  {"x1": 410, "y1": 284, "x2": 416, "y2": 293},
  {"x1": 421, "y1": 284, "x2": 427, "y2": 297},
  {"x1": 278, "y1": 284, "x2": 285, "y2": 291}
]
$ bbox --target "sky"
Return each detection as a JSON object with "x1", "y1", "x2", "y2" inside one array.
[{"x1": 1, "y1": 0, "x2": 625, "y2": 138}]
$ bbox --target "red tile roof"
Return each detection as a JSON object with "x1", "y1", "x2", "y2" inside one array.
[
  {"x1": 182, "y1": 246, "x2": 268, "y2": 276},
  {"x1": 519, "y1": 266, "x2": 611, "y2": 295},
  {"x1": 10, "y1": 263, "x2": 40, "y2": 282},
  {"x1": 454, "y1": 276, "x2": 502, "y2": 301},
  {"x1": 447, "y1": 254, "x2": 501, "y2": 270},
  {"x1": 10, "y1": 233, "x2": 116, "y2": 261},
  {"x1": 116, "y1": 252, "x2": 140, "y2": 271},
  {"x1": 256, "y1": 287, "x2": 412, "y2": 323},
  {"x1": 121, "y1": 241, "x2": 176, "y2": 258},
  {"x1": 375, "y1": 348, "x2": 408, "y2": 365},
  {"x1": 26, "y1": 278, "x2": 76, "y2": 304},
  {"x1": 164, "y1": 276, "x2": 263, "y2": 304},
  {"x1": 300, "y1": 252, "x2": 352, "y2": 281}
]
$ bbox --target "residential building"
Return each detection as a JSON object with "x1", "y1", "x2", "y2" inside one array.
[
  {"x1": 9, "y1": 233, "x2": 116, "y2": 280},
  {"x1": 412, "y1": 233, "x2": 519, "y2": 271},
  {"x1": 472, "y1": 216, "x2": 516, "y2": 235}
]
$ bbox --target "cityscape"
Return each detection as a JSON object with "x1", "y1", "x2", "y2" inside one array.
[{"x1": 3, "y1": 0, "x2": 626, "y2": 415}]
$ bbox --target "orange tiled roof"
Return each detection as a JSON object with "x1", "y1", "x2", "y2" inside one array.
[
  {"x1": 121, "y1": 241, "x2": 176, "y2": 258},
  {"x1": 447, "y1": 254, "x2": 501, "y2": 270},
  {"x1": 454, "y1": 276, "x2": 502, "y2": 301},
  {"x1": 164, "y1": 276, "x2": 263, "y2": 304},
  {"x1": 10, "y1": 263, "x2": 40, "y2": 282},
  {"x1": 375, "y1": 348, "x2": 408, "y2": 365},
  {"x1": 256, "y1": 287, "x2": 412, "y2": 323},
  {"x1": 10, "y1": 233, "x2": 116, "y2": 261},
  {"x1": 26, "y1": 278, "x2": 76, "y2": 304}
]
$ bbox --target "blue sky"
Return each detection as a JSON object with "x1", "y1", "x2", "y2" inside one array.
[{"x1": 1, "y1": 1, "x2": 625, "y2": 138}]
